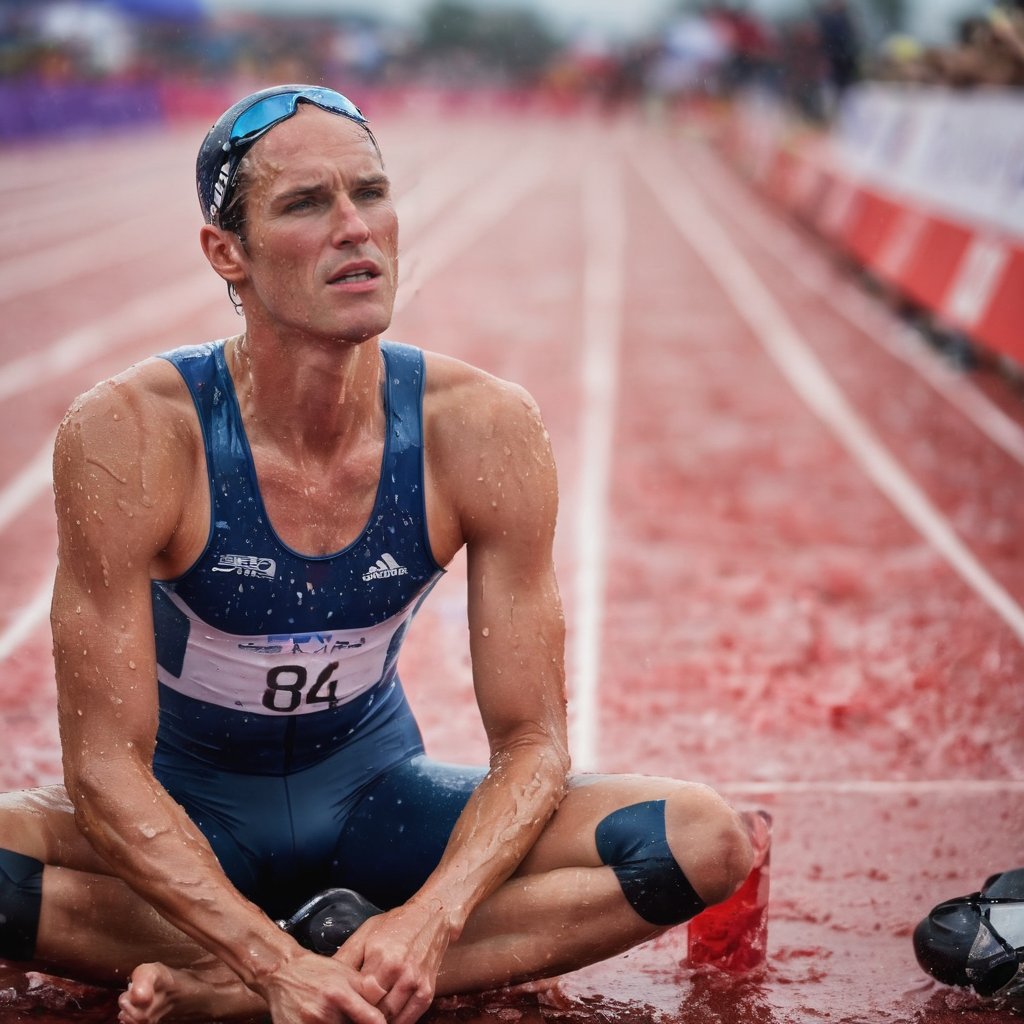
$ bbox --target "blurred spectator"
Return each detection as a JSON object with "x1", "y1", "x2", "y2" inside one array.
[
  {"x1": 779, "y1": 17, "x2": 829, "y2": 122},
  {"x1": 707, "y1": 2, "x2": 779, "y2": 93},
  {"x1": 644, "y1": 7, "x2": 730, "y2": 110},
  {"x1": 870, "y1": 2, "x2": 1024, "y2": 88},
  {"x1": 816, "y1": 0, "x2": 861, "y2": 106},
  {"x1": 873, "y1": 33, "x2": 928, "y2": 83},
  {"x1": 940, "y1": 5, "x2": 1024, "y2": 87}
]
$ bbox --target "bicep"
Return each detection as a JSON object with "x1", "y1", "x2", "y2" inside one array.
[
  {"x1": 52, "y1": 563, "x2": 161, "y2": 783},
  {"x1": 461, "y1": 393, "x2": 568, "y2": 754},
  {"x1": 51, "y1": 384, "x2": 184, "y2": 781}
]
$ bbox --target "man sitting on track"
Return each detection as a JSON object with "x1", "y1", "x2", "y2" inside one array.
[{"x1": 0, "y1": 85, "x2": 758, "y2": 1024}]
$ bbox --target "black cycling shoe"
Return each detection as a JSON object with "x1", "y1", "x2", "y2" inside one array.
[{"x1": 277, "y1": 888, "x2": 383, "y2": 955}]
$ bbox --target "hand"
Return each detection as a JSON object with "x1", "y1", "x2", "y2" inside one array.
[
  {"x1": 335, "y1": 898, "x2": 452, "y2": 1024},
  {"x1": 260, "y1": 947, "x2": 387, "y2": 1024}
]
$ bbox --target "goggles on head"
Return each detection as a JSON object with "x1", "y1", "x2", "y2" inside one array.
[
  {"x1": 204, "y1": 86, "x2": 370, "y2": 226},
  {"x1": 228, "y1": 87, "x2": 367, "y2": 146}
]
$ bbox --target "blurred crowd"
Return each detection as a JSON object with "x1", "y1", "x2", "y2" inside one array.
[
  {"x1": 874, "y1": 2, "x2": 1024, "y2": 88},
  {"x1": 558, "y1": 0, "x2": 1024, "y2": 126},
  {"x1": 0, "y1": 1, "x2": 414, "y2": 87},
  {"x1": 0, "y1": 0, "x2": 1022, "y2": 133}
]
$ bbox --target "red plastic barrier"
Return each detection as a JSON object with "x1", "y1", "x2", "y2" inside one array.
[{"x1": 723, "y1": 89, "x2": 1024, "y2": 367}]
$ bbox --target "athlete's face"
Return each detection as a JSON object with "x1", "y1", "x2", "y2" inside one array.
[{"x1": 232, "y1": 106, "x2": 398, "y2": 345}]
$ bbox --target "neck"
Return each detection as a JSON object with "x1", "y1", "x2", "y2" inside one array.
[{"x1": 227, "y1": 328, "x2": 384, "y2": 459}]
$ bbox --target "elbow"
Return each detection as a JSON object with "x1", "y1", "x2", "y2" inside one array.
[
  {"x1": 63, "y1": 759, "x2": 113, "y2": 828},
  {"x1": 62, "y1": 749, "x2": 147, "y2": 841},
  {"x1": 494, "y1": 726, "x2": 571, "y2": 796},
  {"x1": 63, "y1": 769, "x2": 108, "y2": 849}
]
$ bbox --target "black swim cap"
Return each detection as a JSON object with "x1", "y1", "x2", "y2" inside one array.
[{"x1": 196, "y1": 84, "x2": 371, "y2": 226}]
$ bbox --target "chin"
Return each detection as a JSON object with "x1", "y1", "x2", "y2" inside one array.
[{"x1": 327, "y1": 318, "x2": 392, "y2": 345}]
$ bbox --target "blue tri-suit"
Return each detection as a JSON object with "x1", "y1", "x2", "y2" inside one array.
[{"x1": 151, "y1": 339, "x2": 485, "y2": 920}]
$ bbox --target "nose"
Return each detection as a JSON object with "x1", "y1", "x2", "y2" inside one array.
[{"x1": 330, "y1": 195, "x2": 371, "y2": 247}]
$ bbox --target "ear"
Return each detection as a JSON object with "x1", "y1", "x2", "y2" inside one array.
[{"x1": 200, "y1": 224, "x2": 247, "y2": 287}]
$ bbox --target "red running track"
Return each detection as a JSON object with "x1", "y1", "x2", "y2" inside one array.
[{"x1": 0, "y1": 104, "x2": 1022, "y2": 1023}]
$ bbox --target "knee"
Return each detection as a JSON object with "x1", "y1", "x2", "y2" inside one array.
[
  {"x1": 595, "y1": 786, "x2": 753, "y2": 927},
  {"x1": 664, "y1": 785, "x2": 753, "y2": 908}
]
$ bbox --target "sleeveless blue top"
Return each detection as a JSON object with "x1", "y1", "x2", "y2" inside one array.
[{"x1": 151, "y1": 340, "x2": 443, "y2": 774}]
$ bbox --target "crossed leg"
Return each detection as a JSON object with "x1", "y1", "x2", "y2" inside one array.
[
  {"x1": 1, "y1": 775, "x2": 755, "y2": 1023},
  {"x1": 125, "y1": 773, "x2": 754, "y2": 1022}
]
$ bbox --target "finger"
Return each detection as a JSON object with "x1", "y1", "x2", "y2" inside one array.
[
  {"x1": 382, "y1": 978, "x2": 435, "y2": 1024},
  {"x1": 331, "y1": 991, "x2": 388, "y2": 1024},
  {"x1": 334, "y1": 937, "x2": 365, "y2": 970},
  {"x1": 358, "y1": 974, "x2": 389, "y2": 1006}
]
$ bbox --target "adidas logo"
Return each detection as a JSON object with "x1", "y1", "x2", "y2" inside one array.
[{"x1": 362, "y1": 552, "x2": 409, "y2": 582}]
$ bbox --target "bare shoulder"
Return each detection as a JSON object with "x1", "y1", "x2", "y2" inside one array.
[
  {"x1": 56, "y1": 355, "x2": 194, "y2": 472},
  {"x1": 421, "y1": 350, "x2": 557, "y2": 548},
  {"x1": 53, "y1": 355, "x2": 201, "y2": 564},
  {"x1": 421, "y1": 350, "x2": 548, "y2": 449}
]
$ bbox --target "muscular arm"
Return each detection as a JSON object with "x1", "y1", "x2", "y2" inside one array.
[
  {"x1": 342, "y1": 367, "x2": 570, "y2": 1020},
  {"x1": 51, "y1": 366, "x2": 381, "y2": 1023},
  {"x1": 419, "y1": 380, "x2": 570, "y2": 929}
]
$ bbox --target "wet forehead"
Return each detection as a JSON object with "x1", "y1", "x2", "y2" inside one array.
[{"x1": 245, "y1": 105, "x2": 383, "y2": 192}]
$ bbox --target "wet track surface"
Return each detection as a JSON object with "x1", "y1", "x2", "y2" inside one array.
[{"x1": 0, "y1": 106, "x2": 1022, "y2": 1022}]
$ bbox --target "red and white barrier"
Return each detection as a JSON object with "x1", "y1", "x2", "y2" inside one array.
[{"x1": 724, "y1": 86, "x2": 1024, "y2": 365}]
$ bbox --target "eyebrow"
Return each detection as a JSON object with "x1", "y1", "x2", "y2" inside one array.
[{"x1": 272, "y1": 172, "x2": 391, "y2": 206}]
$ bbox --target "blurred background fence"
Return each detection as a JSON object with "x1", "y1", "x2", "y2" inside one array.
[{"x1": 1, "y1": 0, "x2": 1022, "y2": 366}]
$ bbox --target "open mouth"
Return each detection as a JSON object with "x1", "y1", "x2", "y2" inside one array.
[
  {"x1": 332, "y1": 270, "x2": 376, "y2": 284},
  {"x1": 328, "y1": 264, "x2": 380, "y2": 286}
]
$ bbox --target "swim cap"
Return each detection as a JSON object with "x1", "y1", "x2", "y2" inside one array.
[{"x1": 196, "y1": 84, "x2": 371, "y2": 226}]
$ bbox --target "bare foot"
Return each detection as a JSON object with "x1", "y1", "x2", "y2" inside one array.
[
  {"x1": 117, "y1": 959, "x2": 267, "y2": 1023},
  {"x1": 739, "y1": 809, "x2": 772, "y2": 870}
]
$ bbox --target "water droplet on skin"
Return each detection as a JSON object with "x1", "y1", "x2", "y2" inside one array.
[
  {"x1": 128, "y1": 661, "x2": 136, "y2": 670},
  {"x1": 481, "y1": 627, "x2": 490, "y2": 638}
]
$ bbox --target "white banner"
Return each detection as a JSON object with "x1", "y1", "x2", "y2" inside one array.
[{"x1": 835, "y1": 84, "x2": 1024, "y2": 241}]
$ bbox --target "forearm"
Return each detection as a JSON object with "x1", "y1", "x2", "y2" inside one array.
[
  {"x1": 68, "y1": 756, "x2": 295, "y2": 991},
  {"x1": 412, "y1": 734, "x2": 569, "y2": 938}
]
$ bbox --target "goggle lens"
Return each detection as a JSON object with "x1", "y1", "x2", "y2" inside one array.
[{"x1": 229, "y1": 88, "x2": 366, "y2": 144}]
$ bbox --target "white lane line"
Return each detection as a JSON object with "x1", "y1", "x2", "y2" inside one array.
[
  {"x1": 0, "y1": 437, "x2": 53, "y2": 534},
  {"x1": 569, "y1": 157, "x2": 626, "y2": 772},
  {"x1": 634, "y1": 145, "x2": 1024, "y2": 647},
  {"x1": 836, "y1": 302, "x2": 1024, "y2": 469},
  {"x1": 0, "y1": 209, "x2": 194, "y2": 304},
  {"x1": 718, "y1": 779, "x2": 1024, "y2": 795},
  {"x1": 396, "y1": 136, "x2": 517, "y2": 240},
  {"x1": 396, "y1": 150, "x2": 551, "y2": 308},
  {"x1": 684, "y1": 144, "x2": 1024, "y2": 469},
  {"x1": 0, "y1": 175, "x2": 177, "y2": 252},
  {"x1": 0, "y1": 568, "x2": 54, "y2": 664},
  {"x1": 0, "y1": 271, "x2": 221, "y2": 402}
]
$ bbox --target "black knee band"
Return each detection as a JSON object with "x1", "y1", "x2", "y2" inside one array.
[
  {"x1": 0, "y1": 849, "x2": 43, "y2": 961},
  {"x1": 595, "y1": 799, "x2": 705, "y2": 927}
]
